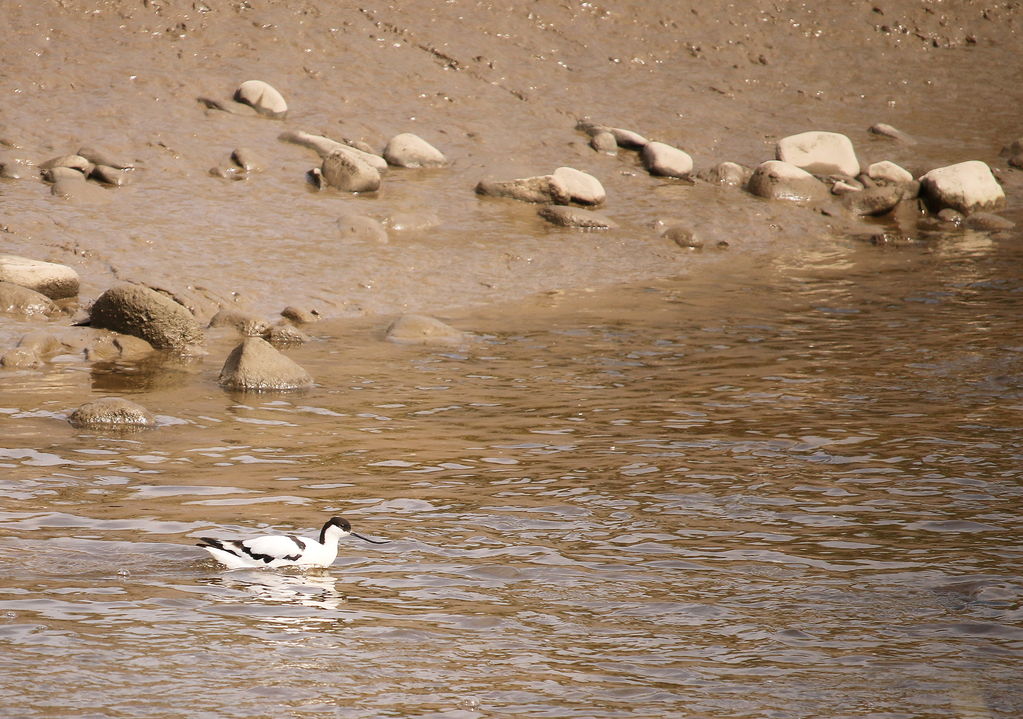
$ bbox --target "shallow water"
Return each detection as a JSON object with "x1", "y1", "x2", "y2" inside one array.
[{"x1": 2, "y1": 229, "x2": 1021, "y2": 718}]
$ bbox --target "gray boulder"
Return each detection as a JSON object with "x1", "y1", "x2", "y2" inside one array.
[
  {"x1": 0, "y1": 282, "x2": 58, "y2": 316},
  {"x1": 89, "y1": 283, "x2": 204, "y2": 351},
  {"x1": 233, "y1": 80, "x2": 288, "y2": 118},
  {"x1": 747, "y1": 161, "x2": 829, "y2": 203},
  {"x1": 383, "y1": 133, "x2": 447, "y2": 168},
  {"x1": 218, "y1": 337, "x2": 313, "y2": 391},
  {"x1": 641, "y1": 142, "x2": 693, "y2": 178},
  {"x1": 776, "y1": 131, "x2": 860, "y2": 177},
  {"x1": 385, "y1": 314, "x2": 466, "y2": 345},
  {"x1": 321, "y1": 151, "x2": 381, "y2": 192},
  {"x1": 919, "y1": 161, "x2": 1005, "y2": 214},
  {"x1": 68, "y1": 397, "x2": 156, "y2": 429},
  {"x1": 0, "y1": 254, "x2": 79, "y2": 299}
]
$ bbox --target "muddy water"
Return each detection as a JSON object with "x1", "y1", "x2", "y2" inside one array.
[{"x1": 2, "y1": 231, "x2": 1022, "y2": 718}]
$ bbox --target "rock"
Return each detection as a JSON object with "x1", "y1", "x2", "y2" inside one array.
[
  {"x1": 281, "y1": 306, "x2": 321, "y2": 324},
  {"x1": 1001, "y1": 137, "x2": 1023, "y2": 158},
  {"x1": 0, "y1": 255, "x2": 79, "y2": 299},
  {"x1": 39, "y1": 154, "x2": 92, "y2": 173},
  {"x1": 338, "y1": 213, "x2": 389, "y2": 243},
  {"x1": 218, "y1": 337, "x2": 313, "y2": 391},
  {"x1": 16, "y1": 330, "x2": 63, "y2": 356},
  {"x1": 0, "y1": 281, "x2": 57, "y2": 316},
  {"x1": 641, "y1": 141, "x2": 693, "y2": 178},
  {"x1": 1009, "y1": 154, "x2": 1023, "y2": 170},
  {"x1": 831, "y1": 179, "x2": 864, "y2": 195},
  {"x1": 68, "y1": 397, "x2": 155, "y2": 429},
  {"x1": 77, "y1": 145, "x2": 133, "y2": 169},
  {"x1": 590, "y1": 131, "x2": 618, "y2": 154},
  {"x1": 936, "y1": 208, "x2": 965, "y2": 225},
  {"x1": 262, "y1": 324, "x2": 309, "y2": 346},
  {"x1": 385, "y1": 314, "x2": 466, "y2": 345},
  {"x1": 776, "y1": 131, "x2": 860, "y2": 177},
  {"x1": 538, "y1": 205, "x2": 616, "y2": 229},
  {"x1": 475, "y1": 175, "x2": 570, "y2": 204},
  {"x1": 577, "y1": 121, "x2": 648, "y2": 149},
  {"x1": 43, "y1": 166, "x2": 87, "y2": 184},
  {"x1": 919, "y1": 161, "x2": 1005, "y2": 214},
  {"x1": 0, "y1": 347, "x2": 42, "y2": 369},
  {"x1": 552, "y1": 166, "x2": 605, "y2": 205},
  {"x1": 231, "y1": 147, "x2": 266, "y2": 173},
  {"x1": 746, "y1": 161, "x2": 829, "y2": 203},
  {"x1": 867, "y1": 160, "x2": 914, "y2": 185},
  {"x1": 697, "y1": 161, "x2": 752, "y2": 187},
  {"x1": 868, "y1": 123, "x2": 917, "y2": 144},
  {"x1": 89, "y1": 283, "x2": 204, "y2": 351},
  {"x1": 89, "y1": 165, "x2": 132, "y2": 186},
  {"x1": 233, "y1": 80, "x2": 288, "y2": 118},
  {"x1": 964, "y1": 212, "x2": 1015, "y2": 231},
  {"x1": 842, "y1": 184, "x2": 905, "y2": 216},
  {"x1": 0, "y1": 152, "x2": 32, "y2": 179},
  {"x1": 661, "y1": 224, "x2": 702, "y2": 248},
  {"x1": 321, "y1": 151, "x2": 381, "y2": 192},
  {"x1": 382, "y1": 211, "x2": 441, "y2": 233},
  {"x1": 383, "y1": 133, "x2": 447, "y2": 168},
  {"x1": 279, "y1": 130, "x2": 388, "y2": 170},
  {"x1": 208, "y1": 308, "x2": 272, "y2": 336}
]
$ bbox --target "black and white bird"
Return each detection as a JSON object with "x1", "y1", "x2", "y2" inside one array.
[{"x1": 197, "y1": 516, "x2": 388, "y2": 569}]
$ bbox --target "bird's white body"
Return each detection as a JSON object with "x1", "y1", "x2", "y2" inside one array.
[{"x1": 198, "y1": 517, "x2": 385, "y2": 570}]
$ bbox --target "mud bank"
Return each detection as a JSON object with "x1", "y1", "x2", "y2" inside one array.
[{"x1": 0, "y1": 0, "x2": 1021, "y2": 330}]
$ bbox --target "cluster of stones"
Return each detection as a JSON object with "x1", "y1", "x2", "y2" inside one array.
[{"x1": 0, "y1": 143, "x2": 134, "y2": 201}]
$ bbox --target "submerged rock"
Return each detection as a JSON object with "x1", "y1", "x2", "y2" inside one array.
[
  {"x1": 641, "y1": 142, "x2": 694, "y2": 178},
  {"x1": 697, "y1": 162, "x2": 752, "y2": 187},
  {"x1": 385, "y1": 314, "x2": 466, "y2": 345},
  {"x1": 475, "y1": 175, "x2": 570, "y2": 204},
  {"x1": 589, "y1": 131, "x2": 618, "y2": 154},
  {"x1": 68, "y1": 397, "x2": 156, "y2": 429},
  {"x1": 776, "y1": 131, "x2": 860, "y2": 177},
  {"x1": 383, "y1": 133, "x2": 447, "y2": 168},
  {"x1": 208, "y1": 308, "x2": 272, "y2": 336},
  {"x1": 231, "y1": 147, "x2": 266, "y2": 173},
  {"x1": 0, "y1": 254, "x2": 79, "y2": 299},
  {"x1": 0, "y1": 347, "x2": 42, "y2": 369},
  {"x1": 281, "y1": 306, "x2": 322, "y2": 324},
  {"x1": 869, "y1": 123, "x2": 916, "y2": 144},
  {"x1": 234, "y1": 80, "x2": 288, "y2": 118},
  {"x1": 337, "y1": 213, "x2": 389, "y2": 243},
  {"x1": 538, "y1": 205, "x2": 615, "y2": 230},
  {"x1": 747, "y1": 161, "x2": 829, "y2": 203},
  {"x1": 661, "y1": 224, "x2": 702, "y2": 249},
  {"x1": 218, "y1": 337, "x2": 313, "y2": 391},
  {"x1": 964, "y1": 212, "x2": 1015, "y2": 231},
  {"x1": 89, "y1": 283, "x2": 204, "y2": 351},
  {"x1": 919, "y1": 161, "x2": 1005, "y2": 214},
  {"x1": 0, "y1": 282, "x2": 57, "y2": 316}
]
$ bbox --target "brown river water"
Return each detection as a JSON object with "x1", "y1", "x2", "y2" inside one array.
[{"x1": 2, "y1": 2, "x2": 1023, "y2": 717}]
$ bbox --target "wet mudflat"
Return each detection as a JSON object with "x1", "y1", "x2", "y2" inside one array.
[{"x1": 1, "y1": 233, "x2": 1021, "y2": 718}]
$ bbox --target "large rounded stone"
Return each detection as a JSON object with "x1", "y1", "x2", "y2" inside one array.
[
  {"x1": 0, "y1": 254, "x2": 80, "y2": 299},
  {"x1": 68, "y1": 397, "x2": 156, "y2": 429},
  {"x1": 0, "y1": 282, "x2": 58, "y2": 316},
  {"x1": 385, "y1": 314, "x2": 466, "y2": 345},
  {"x1": 233, "y1": 80, "x2": 288, "y2": 118},
  {"x1": 552, "y1": 167, "x2": 605, "y2": 205},
  {"x1": 867, "y1": 160, "x2": 914, "y2": 185},
  {"x1": 747, "y1": 161, "x2": 829, "y2": 203},
  {"x1": 641, "y1": 142, "x2": 694, "y2": 178},
  {"x1": 321, "y1": 151, "x2": 381, "y2": 192},
  {"x1": 383, "y1": 133, "x2": 447, "y2": 168},
  {"x1": 218, "y1": 337, "x2": 313, "y2": 391},
  {"x1": 919, "y1": 161, "x2": 1005, "y2": 214},
  {"x1": 776, "y1": 131, "x2": 860, "y2": 177},
  {"x1": 89, "y1": 283, "x2": 204, "y2": 351}
]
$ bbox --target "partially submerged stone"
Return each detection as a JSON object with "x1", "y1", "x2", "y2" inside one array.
[
  {"x1": 776, "y1": 131, "x2": 860, "y2": 177},
  {"x1": 867, "y1": 160, "x2": 914, "y2": 185},
  {"x1": 964, "y1": 212, "x2": 1015, "y2": 231},
  {"x1": 0, "y1": 347, "x2": 42, "y2": 369},
  {"x1": 279, "y1": 130, "x2": 388, "y2": 170},
  {"x1": 338, "y1": 213, "x2": 389, "y2": 243},
  {"x1": 218, "y1": 337, "x2": 313, "y2": 391},
  {"x1": 0, "y1": 254, "x2": 79, "y2": 299},
  {"x1": 383, "y1": 133, "x2": 447, "y2": 168},
  {"x1": 552, "y1": 167, "x2": 605, "y2": 205},
  {"x1": 919, "y1": 160, "x2": 1005, "y2": 214},
  {"x1": 68, "y1": 397, "x2": 156, "y2": 429},
  {"x1": 321, "y1": 151, "x2": 381, "y2": 192},
  {"x1": 89, "y1": 283, "x2": 204, "y2": 351},
  {"x1": 0, "y1": 282, "x2": 57, "y2": 316},
  {"x1": 747, "y1": 161, "x2": 829, "y2": 203},
  {"x1": 385, "y1": 314, "x2": 466, "y2": 345},
  {"x1": 475, "y1": 175, "x2": 570, "y2": 204},
  {"x1": 661, "y1": 224, "x2": 702, "y2": 249},
  {"x1": 641, "y1": 142, "x2": 694, "y2": 178},
  {"x1": 589, "y1": 131, "x2": 618, "y2": 154},
  {"x1": 281, "y1": 306, "x2": 321, "y2": 324},
  {"x1": 209, "y1": 308, "x2": 272, "y2": 336},
  {"x1": 697, "y1": 161, "x2": 751, "y2": 187},
  {"x1": 231, "y1": 147, "x2": 266, "y2": 173},
  {"x1": 869, "y1": 123, "x2": 916, "y2": 144},
  {"x1": 234, "y1": 80, "x2": 288, "y2": 118},
  {"x1": 538, "y1": 205, "x2": 615, "y2": 230},
  {"x1": 842, "y1": 184, "x2": 905, "y2": 216}
]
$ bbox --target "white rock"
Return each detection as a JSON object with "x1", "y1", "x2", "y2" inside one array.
[
  {"x1": 234, "y1": 80, "x2": 288, "y2": 118},
  {"x1": 868, "y1": 160, "x2": 913, "y2": 185},
  {"x1": 552, "y1": 167, "x2": 605, "y2": 205},
  {"x1": 279, "y1": 130, "x2": 388, "y2": 170},
  {"x1": 919, "y1": 161, "x2": 1005, "y2": 214},
  {"x1": 383, "y1": 133, "x2": 447, "y2": 168},
  {"x1": 641, "y1": 142, "x2": 693, "y2": 178},
  {"x1": 747, "y1": 160, "x2": 829, "y2": 203},
  {"x1": 776, "y1": 131, "x2": 860, "y2": 177},
  {"x1": 0, "y1": 254, "x2": 80, "y2": 299}
]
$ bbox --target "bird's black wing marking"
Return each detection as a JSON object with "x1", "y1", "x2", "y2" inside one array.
[
  {"x1": 197, "y1": 538, "x2": 232, "y2": 553},
  {"x1": 238, "y1": 540, "x2": 279, "y2": 564},
  {"x1": 281, "y1": 535, "x2": 306, "y2": 561}
]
